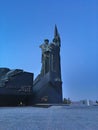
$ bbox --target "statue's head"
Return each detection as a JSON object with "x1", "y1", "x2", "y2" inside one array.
[{"x1": 44, "y1": 39, "x2": 49, "y2": 45}]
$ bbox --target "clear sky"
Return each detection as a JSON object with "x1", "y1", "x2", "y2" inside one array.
[{"x1": 0, "y1": 0, "x2": 98, "y2": 101}]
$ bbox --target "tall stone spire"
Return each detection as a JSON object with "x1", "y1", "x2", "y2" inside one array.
[
  {"x1": 53, "y1": 25, "x2": 61, "y2": 47},
  {"x1": 54, "y1": 24, "x2": 59, "y2": 37}
]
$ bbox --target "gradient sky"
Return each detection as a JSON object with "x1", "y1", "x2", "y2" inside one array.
[{"x1": 0, "y1": 0, "x2": 98, "y2": 101}]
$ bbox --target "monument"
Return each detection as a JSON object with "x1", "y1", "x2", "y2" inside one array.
[
  {"x1": 0, "y1": 25, "x2": 62, "y2": 106},
  {"x1": 33, "y1": 25, "x2": 62, "y2": 103},
  {"x1": 0, "y1": 68, "x2": 33, "y2": 106}
]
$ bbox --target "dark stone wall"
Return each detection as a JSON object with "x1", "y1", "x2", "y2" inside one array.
[
  {"x1": 0, "y1": 72, "x2": 33, "y2": 106},
  {"x1": 5, "y1": 72, "x2": 33, "y2": 95}
]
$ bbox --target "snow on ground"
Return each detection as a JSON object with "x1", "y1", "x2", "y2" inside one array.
[{"x1": 0, "y1": 106, "x2": 98, "y2": 130}]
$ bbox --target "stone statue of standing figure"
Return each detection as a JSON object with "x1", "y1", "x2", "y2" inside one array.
[{"x1": 40, "y1": 39, "x2": 51, "y2": 76}]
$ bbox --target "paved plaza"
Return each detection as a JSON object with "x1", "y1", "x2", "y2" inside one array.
[{"x1": 0, "y1": 105, "x2": 98, "y2": 130}]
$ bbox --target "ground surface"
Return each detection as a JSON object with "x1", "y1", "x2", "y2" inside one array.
[{"x1": 0, "y1": 105, "x2": 98, "y2": 130}]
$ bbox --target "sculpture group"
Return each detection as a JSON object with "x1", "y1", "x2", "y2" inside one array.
[{"x1": 0, "y1": 25, "x2": 62, "y2": 106}]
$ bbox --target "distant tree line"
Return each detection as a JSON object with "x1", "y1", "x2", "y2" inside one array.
[
  {"x1": 63, "y1": 98, "x2": 71, "y2": 104},
  {"x1": 96, "y1": 101, "x2": 98, "y2": 104}
]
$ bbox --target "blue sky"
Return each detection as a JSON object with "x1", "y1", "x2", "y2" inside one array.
[{"x1": 0, "y1": 0, "x2": 98, "y2": 101}]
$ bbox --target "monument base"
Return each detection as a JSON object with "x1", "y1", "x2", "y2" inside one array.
[{"x1": 33, "y1": 72, "x2": 62, "y2": 104}]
